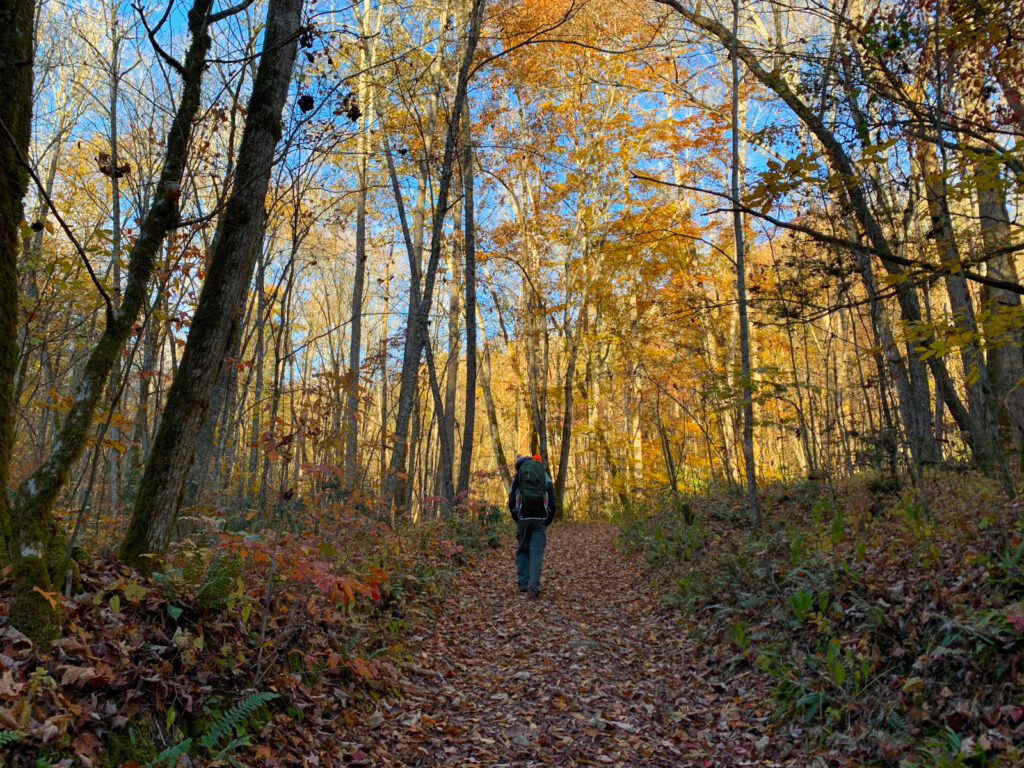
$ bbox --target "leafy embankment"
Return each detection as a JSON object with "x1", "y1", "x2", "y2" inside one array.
[
  {"x1": 0, "y1": 511, "x2": 500, "y2": 767},
  {"x1": 620, "y1": 473, "x2": 1024, "y2": 767}
]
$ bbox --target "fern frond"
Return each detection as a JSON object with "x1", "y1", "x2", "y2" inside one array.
[
  {"x1": 0, "y1": 729, "x2": 25, "y2": 747},
  {"x1": 146, "y1": 737, "x2": 193, "y2": 767},
  {"x1": 195, "y1": 552, "x2": 240, "y2": 607},
  {"x1": 213, "y1": 734, "x2": 253, "y2": 761},
  {"x1": 886, "y1": 709, "x2": 908, "y2": 736},
  {"x1": 199, "y1": 691, "x2": 279, "y2": 750}
]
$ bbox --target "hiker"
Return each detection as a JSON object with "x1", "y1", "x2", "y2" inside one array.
[{"x1": 508, "y1": 453, "x2": 555, "y2": 598}]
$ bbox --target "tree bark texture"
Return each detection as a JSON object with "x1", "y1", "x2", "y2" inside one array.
[
  {"x1": 0, "y1": 0, "x2": 47, "y2": 637},
  {"x1": 121, "y1": 0, "x2": 302, "y2": 566},
  {"x1": 0, "y1": 0, "x2": 35, "y2": 547}
]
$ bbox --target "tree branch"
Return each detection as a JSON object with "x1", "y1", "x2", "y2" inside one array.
[
  {"x1": 209, "y1": 0, "x2": 256, "y2": 23},
  {"x1": 632, "y1": 171, "x2": 1024, "y2": 296},
  {"x1": 133, "y1": 2, "x2": 185, "y2": 73},
  {"x1": 0, "y1": 117, "x2": 115, "y2": 322}
]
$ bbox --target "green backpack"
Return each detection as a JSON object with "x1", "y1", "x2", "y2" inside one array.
[{"x1": 519, "y1": 459, "x2": 546, "y2": 502}]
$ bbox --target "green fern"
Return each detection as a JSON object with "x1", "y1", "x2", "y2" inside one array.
[
  {"x1": 213, "y1": 735, "x2": 252, "y2": 761},
  {"x1": 887, "y1": 708, "x2": 909, "y2": 737},
  {"x1": 144, "y1": 691, "x2": 278, "y2": 766},
  {"x1": 195, "y1": 552, "x2": 240, "y2": 609},
  {"x1": 198, "y1": 691, "x2": 279, "y2": 751},
  {"x1": 147, "y1": 737, "x2": 193, "y2": 768},
  {"x1": 0, "y1": 729, "x2": 25, "y2": 747}
]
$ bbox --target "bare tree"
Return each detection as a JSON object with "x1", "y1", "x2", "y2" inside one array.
[{"x1": 383, "y1": 0, "x2": 485, "y2": 514}]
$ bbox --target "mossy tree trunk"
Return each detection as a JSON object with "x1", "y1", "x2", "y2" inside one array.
[
  {"x1": 0, "y1": 0, "x2": 35, "y2": 560},
  {"x1": 120, "y1": 0, "x2": 304, "y2": 568},
  {"x1": 6, "y1": 0, "x2": 217, "y2": 643},
  {"x1": 0, "y1": 0, "x2": 62, "y2": 642}
]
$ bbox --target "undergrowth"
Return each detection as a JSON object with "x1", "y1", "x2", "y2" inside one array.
[
  {"x1": 0, "y1": 503, "x2": 501, "y2": 767},
  {"x1": 619, "y1": 472, "x2": 1024, "y2": 767}
]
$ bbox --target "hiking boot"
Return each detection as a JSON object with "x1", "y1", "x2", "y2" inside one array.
[{"x1": 526, "y1": 587, "x2": 540, "y2": 599}]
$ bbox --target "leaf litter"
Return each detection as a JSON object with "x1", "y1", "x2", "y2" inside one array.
[{"x1": 348, "y1": 522, "x2": 814, "y2": 767}]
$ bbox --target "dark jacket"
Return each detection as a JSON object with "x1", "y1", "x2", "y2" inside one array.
[{"x1": 508, "y1": 459, "x2": 555, "y2": 526}]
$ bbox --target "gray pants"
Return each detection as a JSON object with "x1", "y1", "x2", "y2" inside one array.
[{"x1": 516, "y1": 518, "x2": 547, "y2": 591}]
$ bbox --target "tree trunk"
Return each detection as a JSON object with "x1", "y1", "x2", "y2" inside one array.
[
  {"x1": 344, "y1": 0, "x2": 379, "y2": 491},
  {"x1": 654, "y1": 392, "x2": 680, "y2": 501},
  {"x1": 730, "y1": 0, "x2": 759, "y2": 525},
  {"x1": 424, "y1": 336, "x2": 455, "y2": 504},
  {"x1": 184, "y1": 313, "x2": 243, "y2": 507},
  {"x1": 0, "y1": 0, "x2": 39, "y2": 631},
  {"x1": 960, "y1": 72, "x2": 1024, "y2": 458},
  {"x1": 439, "y1": 209, "x2": 462, "y2": 499},
  {"x1": 918, "y1": 142, "x2": 1009, "y2": 487},
  {"x1": 378, "y1": 269, "x2": 390, "y2": 489},
  {"x1": 975, "y1": 167, "x2": 1024, "y2": 459},
  {"x1": 131, "y1": 298, "x2": 161, "y2": 470},
  {"x1": 475, "y1": 305, "x2": 511, "y2": 490},
  {"x1": 248, "y1": 256, "x2": 266, "y2": 493},
  {"x1": 121, "y1": 0, "x2": 302, "y2": 566},
  {"x1": 456, "y1": 108, "x2": 478, "y2": 495}
]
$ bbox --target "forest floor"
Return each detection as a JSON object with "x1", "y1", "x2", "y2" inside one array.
[
  {"x1": 6, "y1": 477, "x2": 1021, "y2": 768},
  {"x1": 618, "y1": 475, "x2": 1024, "y2": 768},
  {"x1": 345, "y1": 522, "x2": 813, "y2": 768}
]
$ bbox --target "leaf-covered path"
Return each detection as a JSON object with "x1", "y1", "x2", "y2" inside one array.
[{"x1": 352, "y1": 523, "x2": 808, "y2": 767}]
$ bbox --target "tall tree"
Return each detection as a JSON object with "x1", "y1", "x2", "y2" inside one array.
[
  {"x1": 456, "y1": 102, "x2": 478, "y2": 497},
  {"x1": 344, "y1": 0, "x2": 381, "y2": 492},
  {"x1": 383, "y1": 0, "x2": 484, "y2": 513},
  {"x1": 0, "y1": 0, "x2": 37, "y2": 614},
  {"x1": 121, "y1": 0, "x2": 303, "y2": 566},
  {"x1": 730, "y1": 0, "x2": 760, "y2": 525}
]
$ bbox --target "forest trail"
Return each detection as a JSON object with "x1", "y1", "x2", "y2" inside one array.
[{"x1": 350, "y1": 523, "x2": 808, "y2": 767}]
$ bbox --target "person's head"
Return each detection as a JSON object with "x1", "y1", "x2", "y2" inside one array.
[{"x1": 532, "y1": 453, "x2": 542, "y2": 463}]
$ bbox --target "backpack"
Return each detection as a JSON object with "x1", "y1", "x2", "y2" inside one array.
[{"x1": 519, "y1": 459, "x2": 546, "y2": 502}]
